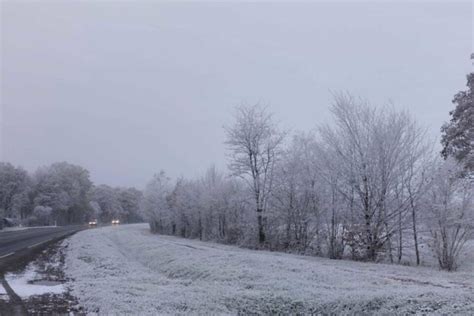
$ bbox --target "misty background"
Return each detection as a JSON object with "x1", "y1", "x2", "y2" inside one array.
[{"x1": 1, "y1": 1, "x2": 473, "y2": 188}]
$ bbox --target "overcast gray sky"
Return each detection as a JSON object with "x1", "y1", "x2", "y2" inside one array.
[{"x1": 1, "y1": 1, "x2": 473, "y2": 188}]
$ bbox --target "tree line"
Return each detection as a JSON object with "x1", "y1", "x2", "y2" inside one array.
[
  {"x1": 1, "y1": 72, "x2": 471, "y2": 271},
  {"x1": 143, "y1": 74, "x2": 473, "y2": 271},
  {"x1": 0, "y1": 162, "x2": 143, "y2": 227}
]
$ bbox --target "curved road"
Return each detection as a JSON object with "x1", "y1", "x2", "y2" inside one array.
[{"x1": 0, "y1": 226, "x2": 84, "y2": 261}]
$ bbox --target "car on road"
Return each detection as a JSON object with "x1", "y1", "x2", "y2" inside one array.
[
  {"x1": 111, "y1": 219, "x2": 120, "y2": 225},
  {"x1": 88, "y1": 220, "x2": 98, "y2": 227}
]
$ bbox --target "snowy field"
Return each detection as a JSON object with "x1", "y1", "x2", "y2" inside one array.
[{"x1": 64, "y1": 224, "x2": 474, "y2": 315}]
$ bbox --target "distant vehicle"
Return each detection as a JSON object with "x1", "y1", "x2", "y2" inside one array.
[
  {"x1": 111, "y1": 219, "x2": 120, "y2": 225},
  {"x1": 88, "y1": 220, "x2": 98, "y2": 227}
]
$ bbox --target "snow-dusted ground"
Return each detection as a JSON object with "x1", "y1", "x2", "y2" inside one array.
[
  {"x1": 5, "y1": 265, "x2": 65, "y2": 298},
  {"x1": 64, "y1": 224, "x2": 474, "y2": 315}
]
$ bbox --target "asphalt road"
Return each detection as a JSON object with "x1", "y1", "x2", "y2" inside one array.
[{"x1": 0, "y1": 226, "x2": 84, "y2": 259}]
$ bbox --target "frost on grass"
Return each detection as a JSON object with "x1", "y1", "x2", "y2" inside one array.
[{"x1": 64, "y1": 224, "x2": 474, "y2": 315}]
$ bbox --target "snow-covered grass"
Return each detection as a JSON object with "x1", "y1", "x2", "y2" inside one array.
[
  {"x1": 390, "y1": 229, "x2": 474, "y2": 272},
  {"x1": 64, "y1": 224, "x2": 474, "y2": 315}
]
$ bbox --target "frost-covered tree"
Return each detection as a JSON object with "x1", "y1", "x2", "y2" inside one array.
[
  {"x1": 117, "y1": 187, "x2": 143, "y2": 223},
  {"x1": 397, "y1": 138, "x2": 434, "y2": 265},
  {"x1": 166, "y1": 178, "x2": 201, "y2": 238},
  {"x1": 89, "y1": 186, "x2": 142, "y2": 223},
  {"x1": 138, "y1": 96, "x2": 450, "y2": 269},
  {"x1": 32, "y1": 205, "x2": 53, "y2": 226},
  {"x1": 195, "y1": 166, "x2": 249, "y2": 243},
  {"x1": 142, "y1": 171, "x2": 172, "y2": 233},
  {"x1": 91, "y1": 185, "x2": 124, "y2": 223},
  {"x1": 319, "y1": 94, "x2": 431, "y2": 261},
  {"x1": 144, "y1": 167, "x2": 250, "y2": 244},
  {"x1": 225, "y1": 103, "x2": 285, "y2": 245},
  {"x1": 425, "y1": 159, "x2": 474, "y2": 271},
  {"x1": 271, "y1": 133, "x2": 322, "y2": 253},
  {"x1": 314, "y1": 139, "x2": 353, "y2": 259},
  {"x1": 441, "y1": 72, "x2": 474, "y2": 173},
  {"x1": 0, "y1": 162, "x2": 31, "y2": 220},
  {"x1": 32, "y1": 162, "x2": 92, "y2": 225},
  {"x1": 89, "y1": 201, "x2": 101, "y2": 221}
]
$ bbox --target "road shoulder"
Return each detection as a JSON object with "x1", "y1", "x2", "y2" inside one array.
[{"x1": 0, "y1": 240, "x2": 84, "y2": 314}]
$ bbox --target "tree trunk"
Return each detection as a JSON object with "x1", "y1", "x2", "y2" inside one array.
[
  {"x1": 222, "y1": 214, "x2": 226, "y2": 239},
  {"x1": 349, "y1": 188, "x2": 356, "y2": 260},
  {"x1": 410, "y1": 197, "x2": 420, "y2": 266},
  {"x1": 362, "y1": 172, "x2": 375, "y2": 261},
  {"x1": 198, "y1": 214, "x2": 203, "y2": 241},
  {"x1": 257, "y1": 208, "x2": 265, "y2": 244},
  {"x1": 398, "y1": 210, "x2": 403, "y2": 263},
  {"x1": 385, "y1": 222, "x2": 394, "y2": 263}
]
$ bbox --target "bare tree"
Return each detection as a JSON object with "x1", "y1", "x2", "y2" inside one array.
[
  {"x1": 425, "y1": 159, "x2": 473, "y2": 271},
  {"x1": 404, "y1": 144, "x2": 433, "y2": 265},
  {"x1": 142, "y1": 171, "x2": 172, "y2": 233},
  {"x1": 320, "y1": 93, "x2": 431, "y2": 261},
  {"x1": 272, "y1": 133, "x2": 322, "y2": 253},
  {"x1": 316, "y1": 144, "x2": 350, "y2": 259},
  {"x1": 225, "y1": 103, "x2": 285, "y2": 245}
]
